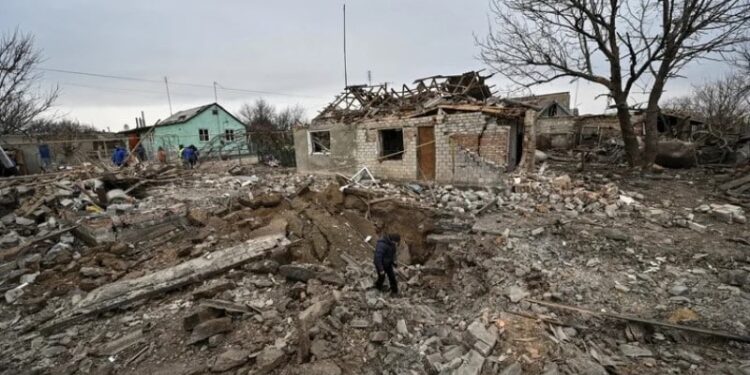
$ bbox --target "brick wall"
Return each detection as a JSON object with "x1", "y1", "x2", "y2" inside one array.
[{"x1": 296, "y1": 111, "x2": 519, "y2": 184}]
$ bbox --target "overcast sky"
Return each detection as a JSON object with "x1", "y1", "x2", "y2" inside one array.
[{"x1": 2, "y1": 0, "x2": 734, "y2": 131}]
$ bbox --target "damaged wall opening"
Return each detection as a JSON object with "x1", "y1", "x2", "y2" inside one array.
[
  {"x1": 379, "y1": 129, "x2": 404, "y2": 160},
  {"x1": 309, "y1": 131, "x2": 331, "y2": 154}
]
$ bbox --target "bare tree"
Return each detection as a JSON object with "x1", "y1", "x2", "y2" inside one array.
[
  {"x1": 0, "y1": 29, "x2": 58, "y2": 134},
  {"x1": 275, "y1": 104, "x2": 306, "y2": 131},
  {"x1": 238, "y1": 98, "x2": 276, "y2": 131},
  {"x1": 665, "y1": 73, "x2": 750, "y2": 134},
  {"x1": 479, "y1": 0, "x2": 750, "y2": 167},
  {"x1": 236, "y1": 99, "x2": 307, "y2": 166}
]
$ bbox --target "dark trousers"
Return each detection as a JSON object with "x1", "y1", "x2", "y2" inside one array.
[{"x1": 375, "y1": 263, "x2": 398, "y2": 293}]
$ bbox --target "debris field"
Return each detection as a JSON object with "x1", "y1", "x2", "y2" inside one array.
[{"x1": 0, "y1": 160, "x2": 749, "y2": 375}]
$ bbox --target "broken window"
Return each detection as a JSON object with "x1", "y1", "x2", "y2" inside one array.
[
  {"x1": 379, "y1": 129, "x2": 404, "y2": 160},
  {"x1": 199, "y1": 129, "x2": 209, "y2": 141},
  {"x1": 309, "y1": 131, "x2": 331, "y2": 154},
  {"x1": 224, "y1": 129, "x2": 235, "y2": 141}
]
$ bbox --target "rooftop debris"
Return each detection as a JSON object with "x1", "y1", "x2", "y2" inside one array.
[{"x1": 314, "y1": 70, "x2": 524, "y2": 122}]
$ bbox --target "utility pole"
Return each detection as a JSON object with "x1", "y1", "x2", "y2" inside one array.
[
  {"x1": 213, "y1": 81, "x2": 218, "y2": 103},
  {"x1": 367, "y1": 70, "x2": 372, "y2": 86},
  {"x1": 343, "y1": 3, "x2": 348, "y2": 88},
  {"x1": 164, "y1": 77, "x2": 173, "y2": 115}
]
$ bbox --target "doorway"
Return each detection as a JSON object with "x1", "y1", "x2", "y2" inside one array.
[{"x1": 417, "y1": 127, "x2": 436, "y2": 180}]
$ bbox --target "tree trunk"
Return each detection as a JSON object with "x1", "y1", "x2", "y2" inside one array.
[
  {"x1": 613, "y1": 96, "x2": 640, "y2": 167},
  {"x1": 642, "y1": 68, "x2": 670, "y2": 168}
]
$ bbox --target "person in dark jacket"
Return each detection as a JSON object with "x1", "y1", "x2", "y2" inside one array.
[
  {"x1": 181, "y1": 146, "x2": 195, "y2": 169},
  {"x1": 373, "y1": 233, "x2": 401, "y2": 295}
]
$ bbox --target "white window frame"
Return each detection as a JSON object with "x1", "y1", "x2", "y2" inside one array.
[{"x1": 308, "y1": 130, "x2": 331, "y2": 155}]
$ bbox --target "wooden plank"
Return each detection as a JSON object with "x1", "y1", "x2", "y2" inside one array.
[
  {"x1": 36, "y1": 233, "x2": 289, "y2": 334},
  {"x1": 526, "y1": 298, "x2": 750, "y2": 344},
  {"x1": 719, "y1": 173, "x2": 750, "y2": 191}
]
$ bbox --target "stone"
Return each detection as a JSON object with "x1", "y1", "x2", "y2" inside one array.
[
  {"x1": 299, "y1": 294, "x2": 337, "y2": 327},
  {"x1": 106, "y1": 189, "x2": 130, "y2": 203},
  {"x1": 396, "y1": 319, "x2": 408, "y2": 336},
  {"x1": 465, "y1": 320, "x2": 498, "y2": 356},
  {"x1": 41, "y1": 345, "x2": 68, "y2": 358},
  {"x1": 295, "y1": 360, "x2": 342, "y2": 375},
  {"x1": 279, "y1": 264, "x2": 316, "y2": 282},
  {"x1": 506, "y1": 285, "x2": 530, "y2": 303},
  {"x1": 188, "y1": 317, "x2": 233, "y2": 344},
  {"x1": 442, "y1": 345, "x2": 465, "y2": 362},
  {"x1": 425, "y1": 352, "x2": 444, "y2": 373},
  {"x1": 256, "y1": 346, "x2": 285, "y2": 374},
  {"x1": 619, "y1": 343, "x2": 653, "y2": 358},
  {"x1": 0, "y1": 231, "x2": 20, "y2": 247},
  {"x1": 455, "y1": 350, "x2": 485, "y2": 375},
  {"x1": 193, "y1": 280, "x2": 235, "y2": 299},
  {"x1": 211, "y1": 348, "x2": 250, "y2": 372},
  {"x1": 601, "y1": 228, "x2": 629, "y2": 242},
  {"x1": 372, "y1": 311, "x2": 383, "y2": 326},
  {"x1": 44, "y1": 243, "x2": 73, "y2": 266},
  {"x1": 4, "y1": 284, "x2": 26, "y2": 304},
  {"x1": 350, "y1": 319, "x2": 369, "y2": 329},
  {"x1": 20, "y1": 272, "x2": 39, "y2": 284},
  {"x1": 80, "y1": 267, "x2": 109, "y2": 278},
  {"x1": 17, "y1": 253, "x2": 41, "y2": 269},
  {"x1": 370, "y1": 331, "x2": 389, "y2": 343},
  {"x1": 564, "y1": 356, "x2": 607, "y2": 375},
  {"x1": 551, "y1": 175, "x2": 572, "y2": 190},
  {"x1": 15, "y1": 216, "x2": 35, "y2": 226},
  {"x1": 247, "y1": 259, "x2": 280, "y2": 274},
  {"x1": 719, "y1": 270, "x2": 749, "y2": 287},
  {"x1": 688, "y1": 221, "x2": 706, "y2": 233},
  {"x1": 183, "y1": 308, "x2": 223, "y2": 331},
  {"x1": 310, "y1": 339, "x2": 336, "y2": 359},
  {"x1": 669, "y1": 284, "x2": 688, "y2": 296},
  {"x1": 500, "y1": 362, "x2": 522, "y2": 375},
  {"x1": 542, "y1": 362, "x2": 559, "y2": 375}
]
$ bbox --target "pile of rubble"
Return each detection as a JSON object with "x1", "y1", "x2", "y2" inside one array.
[{"x1": 0, "y1": 160, "x2": 749, "y2": 375}]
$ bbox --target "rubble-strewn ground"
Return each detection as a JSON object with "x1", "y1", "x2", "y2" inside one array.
[{"x1": 1, "y1": 159, "x2": 749, "y2": 375}]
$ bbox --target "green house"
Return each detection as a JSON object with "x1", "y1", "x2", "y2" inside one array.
[{"x1": 122, "y1": 103, "x2": 252, "y2": 160}]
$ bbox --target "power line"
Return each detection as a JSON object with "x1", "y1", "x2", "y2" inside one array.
[{"x1": 40, "y1": 67, "x2": 320, "y2": 99}]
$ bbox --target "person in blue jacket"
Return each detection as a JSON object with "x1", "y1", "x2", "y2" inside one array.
[
  {"x1": 373, "y1": 233, "x2": 401, "y2": 295},
  {"x1": 181, "y1": 145, "x2": 195, "y2": 169},
  {"x1": 112, "y1": 146, "x2": 128, "y2": 167}
]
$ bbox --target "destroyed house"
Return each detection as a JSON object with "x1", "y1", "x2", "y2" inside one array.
[{"x1": 294, "y1": 72, "x2": 532, "y2": 185}]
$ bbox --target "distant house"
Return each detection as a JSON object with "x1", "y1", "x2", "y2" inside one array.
[{"x1": 121, "y1": 103, "x2": 252, "y2": 160}]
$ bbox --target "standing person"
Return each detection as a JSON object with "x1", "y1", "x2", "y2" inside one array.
[
  {"x1": 373, "y1": 233, "x2": 401, "y2": 295},
  {"x1": 181, "y1": 145, "x2": 195, "y2": 169},
  {"x1": 112, "y1": 146, "x2": 127, "y2": 167},
  {"x1": 135, "y1": 144, "x2": 147, "y2": 161},
  {"x1": 177, "y1": 144, "x2": 184, "y2": 161},
  {"x1": 38, "y1": 144, "x2": 52, "y2": 171},
  {"x1": 187, "y1": 144, "x2": 199, "y2": 167},
  {"x1": 156, "y1": 147, "x2": 167, "y2": 164}
]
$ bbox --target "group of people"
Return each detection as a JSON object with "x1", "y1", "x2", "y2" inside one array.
[{"x1": 111, "y1": 144, "x2": 199, "y2": 169}]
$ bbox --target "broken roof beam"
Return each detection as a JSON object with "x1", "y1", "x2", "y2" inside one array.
[{"x1": 36, "y1": 233, "x2": 290, "y2": 334}]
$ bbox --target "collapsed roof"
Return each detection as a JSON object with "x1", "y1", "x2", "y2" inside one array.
[{"x1": 314, "y1": 71, "x2": 524, "y2": 123}]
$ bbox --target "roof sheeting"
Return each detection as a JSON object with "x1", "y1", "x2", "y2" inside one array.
[{"x1": 157, "y1": 103, "x2": 214, "y2": 126}]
